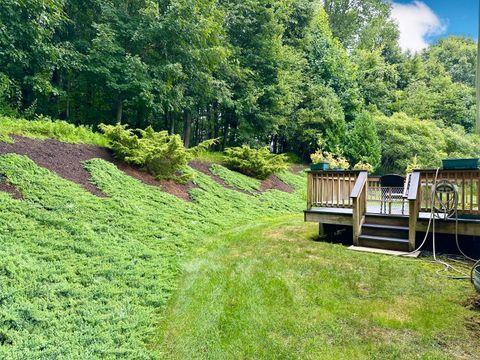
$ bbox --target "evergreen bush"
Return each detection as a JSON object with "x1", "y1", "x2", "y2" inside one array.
[
  {"x1": 100, "y1": 123, "x2": 201, "y2": 182},
  {"x1": 224, "y1": 145, "x2": 287, "y2": 179}
]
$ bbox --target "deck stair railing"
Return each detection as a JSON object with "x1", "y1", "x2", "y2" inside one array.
[{"x1": 306, "y1": 170, "x2": 361, "y2": 209}]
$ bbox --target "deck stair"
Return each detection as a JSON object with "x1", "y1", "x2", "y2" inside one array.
[{"x1": 358, "y1": 215, "x2": 409, "y2": 251}]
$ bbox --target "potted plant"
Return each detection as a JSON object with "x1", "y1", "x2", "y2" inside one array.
[
  {"x1": 353, "y1": 161, "x2": 374, "y2": 173},
  {"x1": 326, "y1": 152, "x2": 349, "y2": 171},
  {"x1": 310, "y1": 150, "x2": 329, "y2": 171}
]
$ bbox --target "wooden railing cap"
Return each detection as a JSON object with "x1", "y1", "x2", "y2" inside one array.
[
  {"x1": 350, "y1": 171, "x2": 368, "y2": 198},
  {"x1": 407, "y1": 171, "x2": 421, "y2": 201}
]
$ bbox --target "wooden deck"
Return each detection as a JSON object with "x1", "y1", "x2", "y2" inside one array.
[{"x1": 305, "y1": 169, "x2": 480, "y2": 251}]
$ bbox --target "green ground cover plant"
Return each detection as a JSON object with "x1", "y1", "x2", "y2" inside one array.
[
  {"x1": 224, "y1": 146, "x2": 288, "y2": 180},
  {"x1": 209, "y1": 164, "x2": 261, "y2": 193},
  {"x1": 158, "y1": 216, "x2": 480, "y2": 359},
  {"x1": 0, "y1": 116, "x2": 108, "y2": 147},
  {"x1": 0, "y1": 153, "x2": 305, "y2": 358}
]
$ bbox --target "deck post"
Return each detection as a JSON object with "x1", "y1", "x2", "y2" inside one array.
[
  {"x1": 350, "y1": 171, "x2": 368, "y2": 246},
  {"x1": 352, "y1": 198, "x2": 360, "y2": 246},
  {"x1": 407, "y1": 172, "x2": 421, "y2": 252},
  {"x1": 318, "y1": 223, "x2": 325, "y2": 238},
  {"x1": 408, "y1": 200, "x2": 418, "y2": 251}
]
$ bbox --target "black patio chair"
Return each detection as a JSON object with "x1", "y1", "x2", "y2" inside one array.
[{"x1": 379, "y1": 174, "x2": 407, "y2": 214}]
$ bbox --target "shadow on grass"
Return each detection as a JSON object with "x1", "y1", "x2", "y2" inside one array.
[{"x1": 310, "y1": 224, "x2": 353, "y2": 246}]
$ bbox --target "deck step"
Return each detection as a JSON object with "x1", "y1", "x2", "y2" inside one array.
[
  {"x1": 364, "y1": 214, "x2": 409, "y2": 227},
  {"x1": 361, "y1": 223, "x2": 408, "y2": 238},
  {"x1": 358, "y1": 234, "x2": 409, "y2": 252}
]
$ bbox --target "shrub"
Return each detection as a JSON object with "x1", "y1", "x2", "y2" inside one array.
[
  {"x1": 327, "y1": 152, "x2": 349, "y2": 170},
  {"x1": 224, "y1": 145, "x2": 287, "y2": 179},
  {"x1": 353, "y1": 161, "x2": 373, "y2": 173},
  {"x1": 374, "y1": 112, "x2": 446, "y2": 173},
  {"x1": 100, "y1": 123, "x2": 206, "y2": 182},
  {"x1": 405, "y1": 155, "x2": 422, "y2": 174}
]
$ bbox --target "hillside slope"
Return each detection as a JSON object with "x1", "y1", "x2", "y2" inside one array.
[{"x1": 0, "y1": 130, "x2": 305, "y2": 358}]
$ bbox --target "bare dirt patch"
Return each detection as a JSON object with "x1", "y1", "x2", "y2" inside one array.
[
  {"x1": 0, "y1": 135, "x2": 195, "y2": 200},
  {"x1": 0, "y1": 180, "x2": 22, "y2": 199},
  {"x1": 465, "y1": 294, "x2": 480, "y2": 311},
  {"x1": 260, "y1": 175, "x2": 293, "y2": 193},
  {"x1": 189, "y1": 160, "x2": 293, "y2": 194}
]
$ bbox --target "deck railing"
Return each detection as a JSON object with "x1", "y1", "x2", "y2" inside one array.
[
  {"x1": 417, "y1": 169, "x2": 480, "y2": 215},
  {"x1": 306, "y1": 170, "x2": 362, "y2": 209}
]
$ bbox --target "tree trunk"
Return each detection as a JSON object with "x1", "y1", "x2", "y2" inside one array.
[
  {"x1": 170, "y1": 113, "x2": 175, "y2": 134},
  {"x1": 222, "y1": 110, "x2": 229, "y2": 150},
  {"x1": 183, "y1": 111, "x2": 192, "y2": 148},
  {"x1": 193, "y1": 113, "x2": 199, "y2": 146},
  {"x1": 116, "y1": 99, "x2": 123, "y2": 123}
]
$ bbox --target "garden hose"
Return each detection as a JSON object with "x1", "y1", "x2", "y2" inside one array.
[
  {"x1": 471, "y1": 259, "x2": 480, "y2": 285},
  {"x1": 399, "y1": 168, "x2": 478, "y2": 279}
]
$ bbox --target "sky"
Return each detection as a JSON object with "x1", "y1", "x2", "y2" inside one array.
[{"x1": 390, "y1": 0, "x2": 478, "y2": 52}]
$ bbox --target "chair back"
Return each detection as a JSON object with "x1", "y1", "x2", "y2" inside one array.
[{"x1": 380, "y1": 174, "x2": 405, "y2": 187}]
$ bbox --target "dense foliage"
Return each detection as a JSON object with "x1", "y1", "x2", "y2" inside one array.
[
  {"x1": 100, "y1": 123, "x2": 216, "y2": 181},
  {"x1": 375, "y1": 112, "x2": 480, "y2": 173},
  {"x1": 224, "y1": 145, "x2": 287, "y2": 179},
  {"x1": 0, "y1": 116, "x2": 107, "y2": 146},
  {"x1": 100, "y1": 123, "x2": 191, "y2": 182},
  {"x1": 0, "y1": 0, "x2": 479, "y2": 173}
]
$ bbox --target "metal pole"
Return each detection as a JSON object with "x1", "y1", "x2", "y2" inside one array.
[{"x1": 476, "y1": 0, "x2": 480, "y2": 133}]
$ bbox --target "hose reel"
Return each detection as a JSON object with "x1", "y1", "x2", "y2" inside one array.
[{"x1": 432, "y1": 179, "x2": 458, "y2": 220}]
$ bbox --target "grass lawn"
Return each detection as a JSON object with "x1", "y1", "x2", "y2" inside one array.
[{"x1": 158, "y1": 216, "x2": 480, "y2": 359}]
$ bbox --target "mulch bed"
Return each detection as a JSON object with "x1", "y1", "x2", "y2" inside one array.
[
  {"x1": 0, "y1": 135, "x2": 195, "y2": 200},
  {"x1": 0, "y1": 136, "x2": 294, "y2": 200},
  {"x1": 188, "y1": 160, "x2": 239, "y2": 190},
  {"x1": 189, "y1": 160, "x2": 294, "y2": 193},
  {"x1": 260, "y1": 175, "x2": 294, "y2": 193}
]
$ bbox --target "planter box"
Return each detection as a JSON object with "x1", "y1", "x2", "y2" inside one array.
[
  {"x1": 442, "y1": 158, "x2": 479, "y2": 170},
  {"x1": 310, "y1": 162, "x2": 329, "y2": 171}
]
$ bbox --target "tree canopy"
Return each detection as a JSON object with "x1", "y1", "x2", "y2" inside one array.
[{"x1": 0, "y1": 0, "x2": 478, "y2": 173}]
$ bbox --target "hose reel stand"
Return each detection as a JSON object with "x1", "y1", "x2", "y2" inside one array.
[{"x1": 432, "y1": 179, "x2": 458, "y2": 220}]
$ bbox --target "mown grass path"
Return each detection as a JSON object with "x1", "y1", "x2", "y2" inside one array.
[{"x1": 158, "y1": 216, "x2": 480, "y2": 359}]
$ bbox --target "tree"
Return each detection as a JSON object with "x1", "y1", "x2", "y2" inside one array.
[
  {"x1": 218, "y1": 0, "x2": 304, "y2": 146},
  {"x1": 353, "y1": 49, "x2": 398, "y2": 114},
  {"x1": 287, "y1": 82, "x2": 346, "y2": 158},
  {"x1": 375, "y1": 112, "x2": 447, "y2": 173},
  {"x1": 345, "y1": 111, "x2": 381, "y2": 169},
  {"x1": 323, "y1": 0, "x2": 399, "y2": 55},
  {"x1": 425, "y1": 36, "x2": 477, "y2": 87},
  {"x1": 0, "y1": 0, "x2": 64, "y2": 114},
  {"x1": 304, "y1": 7, "x2": 362, "y2": 120}
]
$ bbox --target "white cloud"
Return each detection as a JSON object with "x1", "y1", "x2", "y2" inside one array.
[{"x1": 391, "y1": 1, "x2": 447, "y2": 53}]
